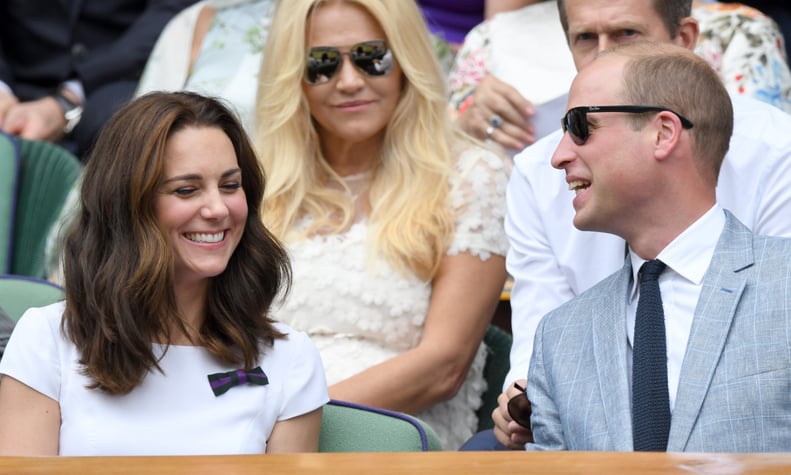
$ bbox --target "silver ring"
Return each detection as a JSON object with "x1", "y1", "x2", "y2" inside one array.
[
  {"x1": 485, "y1": 125, "x2": 495, "y2": 139},
  {"x1": 489, "y1": 115, "x2": 503, "y2": 128}
]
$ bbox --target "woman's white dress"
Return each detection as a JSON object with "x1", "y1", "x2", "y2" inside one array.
[{"x1": 273, "y1": 147, "x2": 509, "y2": 449}]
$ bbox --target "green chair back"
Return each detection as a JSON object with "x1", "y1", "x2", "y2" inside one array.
[
  {"x1": 0, "y1": 274, "x2": 64, "y2": 322},
  {"x1": 0, "y1": 133, "x2": 20, "y2": 274},
  {"x1": 319, "y1": 400, "x2": 442, "y2": 452},
  {"x1": 10, "y1": 139, "x2": 81, "y2": 278},
  {"x1": 477, "y1": 325, "x2": 513, "y2": 431}
]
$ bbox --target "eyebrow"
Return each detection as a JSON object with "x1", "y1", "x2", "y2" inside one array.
[
  {"x1": 162, "y1": 168, "x2": 242, "y2": 184},
  {"x1": 569, "y1": 20, "x2": 645, "y2": 37}
]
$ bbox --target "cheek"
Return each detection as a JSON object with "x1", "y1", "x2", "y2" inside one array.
[
  {"x1": 154, "y1": 197, "x2": 190, "y2": 232},
  {"x1": 229, "y1": 194, "x2": 249, "y2": 222}
]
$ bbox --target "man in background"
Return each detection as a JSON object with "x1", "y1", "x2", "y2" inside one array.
[{"x1": 0, "y1": 0, "x2": 197, "y2": 158}]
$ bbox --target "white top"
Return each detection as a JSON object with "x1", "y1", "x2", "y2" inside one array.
[
  {"x1": 626, "y1": 205, "x2": 725, "y2": 411},
  {"x1": 0, "y1": 302, "x2": 328, "y2": 456},
  {"x1": 271, "y1": 146, "x2": 510, "y2": 449},
  {"x1": 505, "y1": 93, "x2": 791, "y2": 388},
  {"x1": 135, "y1": 0, "x2": 275, "y2": 134}
]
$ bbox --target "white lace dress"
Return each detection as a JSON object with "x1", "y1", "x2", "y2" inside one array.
[{"x1": 272, "y1": 147, "x2": 509, "y2": 449}]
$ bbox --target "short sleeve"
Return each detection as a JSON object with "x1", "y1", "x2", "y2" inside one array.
[
  {"x1": 447, "y1": 20, "x2": 492, "y2": 115},
  {"x1": 693, "y1": 3, "x2": 791, "y2": 113},
  {"x1": 447, "y1": 146, "x2": 510, "y2": 260},
  {"x1": 0, "y1": 303, "x2": 65, "y2": 401},
  {"x1": 273, "y1": 324, "x2": 329, "y2": 421}
]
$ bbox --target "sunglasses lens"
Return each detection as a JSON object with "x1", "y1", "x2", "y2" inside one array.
[
  {"x1": 306, "y1": 48, "x2": 342, "y2": 84},
  {"x1": 562, "y1": 108, "x2": 588, "y2": 145},
  {"x1": 350, "y1": 41, "x2": 392, "y2": 76},
  {"x1": 507, "y1": 393, "x2": 532, "y2": 428}
]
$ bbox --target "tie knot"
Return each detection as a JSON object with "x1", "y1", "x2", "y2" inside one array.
[{"x1": 640, "y1": 259, "x2": 666, "y2": 282}]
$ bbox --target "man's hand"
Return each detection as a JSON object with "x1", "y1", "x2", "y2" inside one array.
[
  {"x1": 492, "y1": 378, "x2": 533, "y2": 449},
  {"x1": 0, "y1": 90, "x2": 20, "y2": 129},
  {"x1": 1, "y1": 97, "x2": 66, "y2": 142},
  {"x1": 456, "y1": 74, "x2": 535, "y2": 151}
]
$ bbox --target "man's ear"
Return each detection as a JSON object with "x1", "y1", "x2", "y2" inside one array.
[
  {"x1": 653, "y1": 111, "x2": 683, "y2": 161},
  {"x1": 675, "y1": 17, "x2": 699, "y2": 51}
]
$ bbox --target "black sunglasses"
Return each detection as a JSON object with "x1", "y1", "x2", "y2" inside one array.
[
  {"x1": 305, "y1": 40, "x2": 394, "y2": 85},
  {"x1": 507, "y1": 382, "x2": 532, "y2": 429},
  {"x1": 561, "y1": 105, "x2": 694, "y2": 145}
]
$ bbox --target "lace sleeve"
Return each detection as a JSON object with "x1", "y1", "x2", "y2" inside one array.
[{"x1": 447, "y1": 146, "x2": 510, "y2": 260}]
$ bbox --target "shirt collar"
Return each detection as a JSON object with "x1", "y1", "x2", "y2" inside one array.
[{"x1": 629, "y1": 204, "x2": 726, "y2": 295}]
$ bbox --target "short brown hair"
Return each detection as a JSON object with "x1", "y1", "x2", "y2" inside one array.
[
  {"x1": 557, "y1": 0, "x2": 692, "y2": 40},
  {"x1": 608, "y1": 43, "x2": 733, "y2": 183}
]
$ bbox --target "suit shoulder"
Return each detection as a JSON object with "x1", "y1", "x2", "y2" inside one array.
[
  {"x1": 751, "y1": 233, "x2": 791, "y2": 264},
  {"x1": 542, "y1": 268, "x2": 625, "y2": 327}
]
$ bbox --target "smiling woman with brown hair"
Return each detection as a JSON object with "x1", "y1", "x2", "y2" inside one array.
[{"x1": 0, "y1": 91, "x2": 328, "y2": 456}]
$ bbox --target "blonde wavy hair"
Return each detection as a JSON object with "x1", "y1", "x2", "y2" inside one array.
[{"x1": 255, "y1": 0, "x2": 470, "y2": 280}]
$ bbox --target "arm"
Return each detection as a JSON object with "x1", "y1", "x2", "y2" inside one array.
[
  {"x1": 490, "y1": 141, "x2": 579, "y2": 447},
  {"x1": 74, "y1": 0, "x2": 199, "y2": 94},
  {"x1": 135, "y1": 1, "x2": 211, "y2": 97},
  {"x1": 447, "y1": 19, "x2": 534, "y2": 151},
  {"x1": 329, "y1": 251, "x2": 506, "y2": 413},
  {"x1": 266, "y1": 408, "x2": 323, "y2": 453},
  {"x1": 504, "y1": 147, "x2": 577, "y2": 389},
  {"x1": 523, "y1": 316, "x2": 566, "y2": 451},
  {"x1": 0, "y1": 376, "x2": 60, "y2": 455}
]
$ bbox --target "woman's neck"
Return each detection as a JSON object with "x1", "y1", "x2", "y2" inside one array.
[
  {"x1": 321, "y1": 135, "x2": 383, "y2": 176},
  {"x1": 170, "y1": 278, "x2": 209, "y2": 345}
]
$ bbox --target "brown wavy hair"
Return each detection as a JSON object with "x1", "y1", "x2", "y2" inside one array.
[{"x1": 62, "y1": 91, "x2": 291, "y2": 395}]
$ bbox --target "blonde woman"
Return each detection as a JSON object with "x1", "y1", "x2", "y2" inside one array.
[{"x1": 255, "y1": 0, "x2": 509, "y2": 449}]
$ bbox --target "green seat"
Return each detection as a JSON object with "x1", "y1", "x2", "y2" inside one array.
[
  {"x1": 0, "y1": 274, "x2": 64, "y2": 322},
  {"x1": 319, "y1": 399, "x2": 442, "y2": 452},
  {"x1": 0, "y1": 133, "x2": 20, "y2": 274},
  {"x1": 10, "y1": 139, "x2": 82, "y2": 278},
  {"x1": 477, "y1": 325, "x2": 513, "y2": 431}
]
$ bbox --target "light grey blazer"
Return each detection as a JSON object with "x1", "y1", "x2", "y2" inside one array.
[{"x1": 527, "y1": 212, "x2": 791, "y2": 452}]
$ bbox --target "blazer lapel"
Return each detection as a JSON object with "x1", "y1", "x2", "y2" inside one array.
[
  {"x1": 667, "y1": 212, "x2": 753, "y2": 451},
  {"x1": 592, "y1": 260, "x2": 634, "y2": 451}
]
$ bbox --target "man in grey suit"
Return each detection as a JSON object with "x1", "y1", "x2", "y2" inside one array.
[{"x1": 527, "y1": 41, "x2": 791, "y2": 452}]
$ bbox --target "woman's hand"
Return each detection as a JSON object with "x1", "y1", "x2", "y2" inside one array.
[{"x1": 456, "y1": 74, "x2": 535, "y2": 151}]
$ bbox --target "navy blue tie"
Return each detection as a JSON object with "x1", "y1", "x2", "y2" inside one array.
[{"x1": 632, "y1": 259, "x2": 670, "y2": 451}]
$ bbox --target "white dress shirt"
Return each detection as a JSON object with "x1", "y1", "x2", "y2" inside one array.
[
  {"x1": 505, "y1": 94, "x2": 791, "y2": 388},
  {"x1": 626, "y1": 205, "x2": 725, "y2": 410}
]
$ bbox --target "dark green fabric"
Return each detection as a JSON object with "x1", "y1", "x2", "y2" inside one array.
[
  {"x1": 0, "y1": 133, "x2": 20, "y2": 274},
  {"x1": 11, "y1": 139, "x2": 81, "y2": 278},
  {"x1": 477, "y1": 325, "x2": 513, "y2": 431}
]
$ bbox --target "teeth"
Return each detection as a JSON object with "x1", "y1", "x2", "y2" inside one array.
[
  {"x1": 568, "y1": 180, "x2": 590, "y2": 195},
  {"x1": 186, "y1": 231, "x2": 224, "y2": 243}
]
